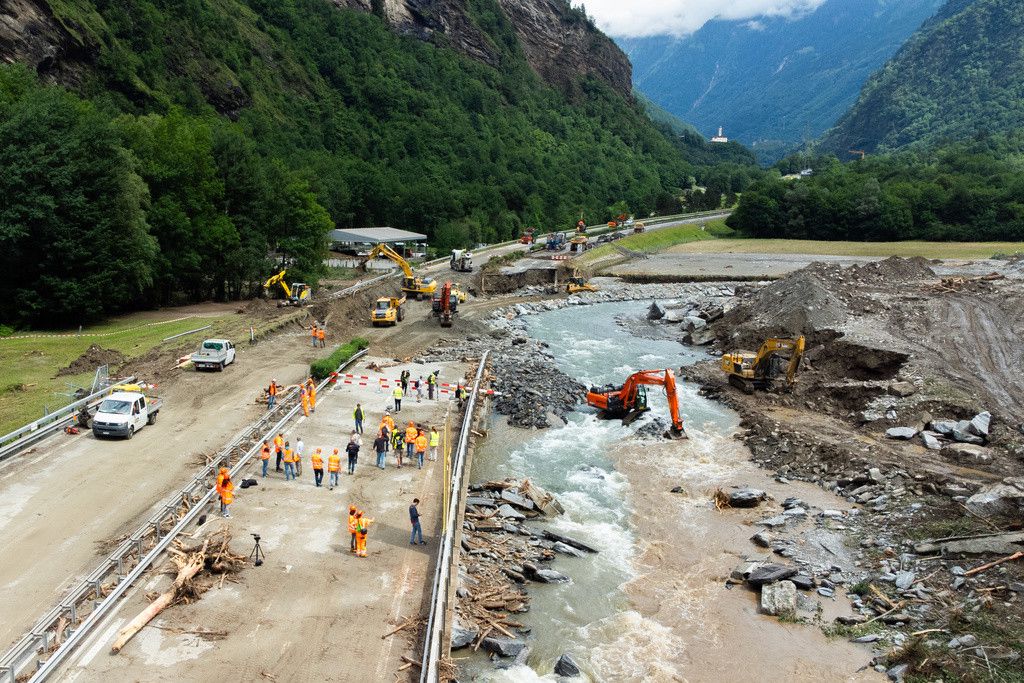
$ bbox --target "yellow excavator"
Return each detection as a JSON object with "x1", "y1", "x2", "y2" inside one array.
[
  {"x1": 371, "y1": 295, "x2": 406, "y2": 326},
  {"x1": 367, "y1": 243, "x2": 437, "y2": 300},
  {"x1": 263, "y1": 270, "x2": 312, "y2": 307},
  {"x1": 721, "y1": 336, "x2": 806, "y2": 394},
  {"x1": 566, "y1": 269, "x2": 598, "y2": 294}
]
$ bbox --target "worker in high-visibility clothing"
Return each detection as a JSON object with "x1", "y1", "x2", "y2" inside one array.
[
  {"x1": 316, "y1": 327, "x2": 326, "y2": 348},
  {"x1": 300, "y1": 387, "x2": 310, "y2": 417},
  {"x1": 328, "y1": 449, "x2": 341, "y2": 490},
  {"x1": 273, "y1": 433, "x2": 285, "y2": 472},
  {"x1": 311, "y1": 448, "x2": 324, "y2": 488},
  {"x1": 283, "y1": 442, "x2": 297, "y2": 481},
  {"x1": 404, "y1": 422, "x2": 418, "y2": 461},
  {"x1": 347, "y1": 505, "x2": 359, "y2": 553},
  {"x1": 429, "y1": 426, "x2": 440, "y2": 462},
  {"x1": 393, "y1": 385, "x2": 403, "y2": 412},
  {"x1": 392, "y1": 427, "x2": 404, "y2": 467},
  {"x1": 267, "y1": 380, "x2": 278, "y2": 409},
  {"x1": 259, "y1": 441, "x2": 271, "y2": 478},
  {"x1": 219, "y1": 472, "x2": 234, "y2": 518},
  {"x1": 310, "y1": 324, "x2": 319, "y2": 348},
  {"x1": 216, "y1": 467, "x2": 229, "y2": 513},
  {"x1": 306, "y1": 378, "x2": 317, "y2": 413},
  {"x1": 354, "y1": 511, "x2": 373, "y2": 558},
  {"x1": 414, "y1": 430, "x2": 428, "y2": 469}
]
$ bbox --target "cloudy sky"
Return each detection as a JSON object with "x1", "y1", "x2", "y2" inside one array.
[{"x1": 574, "y1": 0, "x2": 827, "y2": 37}]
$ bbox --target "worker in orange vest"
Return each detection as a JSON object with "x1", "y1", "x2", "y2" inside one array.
[
  {"x1": 316, "y1": 327, "x2": 326, "y2": 348},
  {"x1": 306, "y1": 378, "x2": 317, "y2": 413},
  {"x1": 311, "y1": 448, "x2": 324, "y2": 487},
  {"x1": 300, "y1": 387, "x2": 310, "y2": 417},
  {"x1": 355, "y1": 511, "x2": 373, "y2": 558},
  {"x1": 219, "y1": 472, "x2": 234, "y2": 518},
  {"x1": 347, "y1": 505, "x2": 359, "y2": 553},
  {"x1": 259, "y1": 441, "x2": 271, "y2": 478},
  {"x1": 310, "y1": 323, "x2": 319, "y2": 348},
  {"x1": 267, "y1": 380, "x2": 278, "y2": 409},
  {"x1": 328, "y1": 448, "x2": 341, "y2": 490},
  {"x1": 273, "y1": 433, "x2": 285, "y2": 472},
  {"x1": 216, "y1": 467, "x2": 229, "y2": 513},
  {"x1": 414, "y1": 430, "x2": 428, "y2": 469},
  {"x1": 404, "y1": 421, "x2": 418, "y2": 461},
  {"x1": 283, "y1": 442, "x2": 297, "y2": 481}
]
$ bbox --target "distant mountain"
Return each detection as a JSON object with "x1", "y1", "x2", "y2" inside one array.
[
  {"x1": 821, "y1": 0, "x2": 1024, "y2": 153},
  {"x1": 619, "y1": 0, "x2": 942, "y2": 159}
]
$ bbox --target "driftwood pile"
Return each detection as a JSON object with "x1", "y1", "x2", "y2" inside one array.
[
  {"x1": 926, "y1": 272, "x2": 1004, "y2": 293},
  {"x1": 452, "y1": 480, "x2": 595, "y2": 662},
  {"x1": 111, "y1": 527, "x2": 246, "y2": 654}
]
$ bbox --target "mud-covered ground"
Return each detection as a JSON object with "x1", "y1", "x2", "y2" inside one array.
[{"x1": 661, "y1": 257, "x2": 1024, "y2": 681}]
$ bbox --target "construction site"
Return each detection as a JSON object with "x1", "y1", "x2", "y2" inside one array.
[{"x1": 1, "y1": 219, "x2": 1023, "y2": 683}]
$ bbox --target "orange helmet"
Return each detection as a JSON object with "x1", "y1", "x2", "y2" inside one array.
[{"x1": 349, "y1": 505, "x2": 356, "y2": 513}]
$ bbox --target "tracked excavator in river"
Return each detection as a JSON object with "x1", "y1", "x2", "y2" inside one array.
[{"x1": 586, "y1": 369, "x2": 686, "y2": 438}]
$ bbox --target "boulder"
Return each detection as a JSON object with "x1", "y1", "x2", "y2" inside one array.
[
  {"x1": 747, "y1": 564, "x2": 797, "y2": 587},
  {"x1": 868, "y1": 467, "x2": 885, "y2": 483},
  {"x1": 682, "y1": 329, "x2": 715, "y2": 346},
  {"x1": 952, "y1": 426, "x2": 985, "y2": 445},
  {"x1": 482, "y1": 637, "x2": 527, "y2": 658},
  {"x1": 554, "y1": 653, "x2": 582, "y2": 677},
  {"x1": 886, "y1": 427, "x2": 918, "y2": 440},
  {"x1": 894, "y1": 571, "x2": 916, "y2": 590},
  {"x1": 757, "y1": 515, "x2": 789, "y2": 528},
  {"x1": 730, "y1": 561, "x2": 763, "y2": 581},
  {"x1": 943, "y1": 443, "x2": 991, "y2": 462},
  {"x1": 968, "y1": 411, "x2": 991, "y2": 438},
  {"x1": 552, "y1": 542, "x2": 586, "y2": 558},
  {"x1": 760, "y1": 580, "x2": 797, "y2": 616},
  {"x1": 888, "y1": 381, "x2": 917, "y2": 397},
  {"x1": 920, "y1": 432, "x2": 943, "y2": 450},
  {"x1": 728, "y1": 488, "x2": 767, "y2": 508},
  {"x1": 750, "y1": 531, "x2": 772, "y2": 548},
  {"x1": 531, "y1": 568, "x2": 570, "y2": 584},
  {"x1": 663, "y1": 308, "x2": 686, "y2": 323},
  {"x1": 647, "y1": 302, "x2": 665, "y2": 321},
  {"x1": 790, "y1": 575, "x2": 815, "y2": 591},
  {"x1": 451, "y1": 618, "x2": 479, "y2": 649},
  {"x1": 930, "y1": 420, "x2": 958, "y2": 435},
  {"x1": 496, "y1": 504, "x2": 526, "y2": 520},
  {"x1": 965, "y1": 478, "x2": 1024, "y2": 518},
  {"x1": 684, "y1": 316, "x2": 707, "y2": 331}
]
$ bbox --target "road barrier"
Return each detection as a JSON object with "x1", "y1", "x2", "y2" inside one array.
[
  {"x1": 0, "y1": 351, "x2": 367, "y2": 683},
  {"x1": 419, "y1": 351, "x2": 490, "y2": 683}
]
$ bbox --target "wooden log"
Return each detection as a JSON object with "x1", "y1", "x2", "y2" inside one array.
[{"x1": 964, "y1": 551, "x2": 1024, "y2": 577}]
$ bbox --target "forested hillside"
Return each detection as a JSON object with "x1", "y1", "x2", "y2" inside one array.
[
  {"x1": 821, "y1": 0, "x2": 1024, "y2": 153},
  {"x1": 728, "y1": 133, "x2": 1024, "y2": 242},
  {"x1": 620, "y1": 0, "x2": 941, "y2": 160},
  {"x1": 0, "y1": 0, "x2": 747, "y2": 325}
]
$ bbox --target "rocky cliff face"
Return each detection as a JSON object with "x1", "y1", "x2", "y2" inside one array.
[
  {"x1": 334, "y1": 0, "x2": 631, "y2": 97},
  {"x1": 0, "y1": 0, "x2": 93, "y2": 83}
]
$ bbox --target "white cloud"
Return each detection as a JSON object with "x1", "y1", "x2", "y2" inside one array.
[{"x1": 574, "y1": 0, "x2": 826, "y2": 38}]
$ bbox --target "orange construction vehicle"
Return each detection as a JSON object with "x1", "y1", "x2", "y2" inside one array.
[
  {"x1": 431, "y1": 281, "x2": 458, "y2": 327},
  {"x1": 586, "y1": 369, "x2": 685, "y2": 438}
]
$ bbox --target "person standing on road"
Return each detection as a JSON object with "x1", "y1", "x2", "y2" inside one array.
[
  {"x1": 416, "y1": 376, "x2": 424, "y2": 402},
  {"x1": 374, "y1": 430, "x2": 388, "y2": 469},
  {"x1": 274, "y1": 433, "x2": 285, "y2": 472},
  {"x1": 306, "y1": 378, "x2": 317, "y2": 414},
  {"x1": 216, "y1": 467, "x2": 229, "y2": 514},
  {"x1": 429, "y1": 426, "x2": 440, "y2": 462},
  {"x1": 347, "y1": 505, "x2": 359, "y2": 553},
  {"x1": 310, "y1": 323, "x2": 319, "y2": 348},
  {"x1": 346, "y1": 438, "x2": 360, "y2": 475},
  {"x1": 427, "y1": 372, "x2": 436, "y2": 400},
  {"x1": 311, "y1": 448, "x2": 324, "y2": 487},
  {"x1": 260, "y1": 441, "x2": 271, "y2": 477},
  {"x1": 409, "y1": 499, "x2": 424, "y2": 545},
  {"x1": 283, "y1": 442, "x2": 297, "y2": 481},
  {"x1": 393, "y1": 427, "x2": 404, "y2": 467},
  {"x1": 267, "y1": 380, "x2": 278, "y2": 409},
  {"x1": 405, "y1": 421, "x2": 417, "y2": 461},
  {"x1": 295, "y1": 438, "x2": 305, "y2": 478},
  {"x1": 328, "y1": 448, "x2": 341, "y2": 489},
  {"x1": 400, "y1": 370, "x2": 410, "y2": 395},
  {"x1": 393, "y1": 384, "x2": 403, "y2": 412},
  {"x1": 300, "y1": 386, "x2": 311, "y2": 417},
  {"x1": 317, "y1": 327, "x2": 326, "y2": 348},
  {"x1": 355, "y1": 511, "x2": 373, "y2": 558},
  {"x1": 414, "y1": 429, "x2": 428, "y2": 469},
  {"x1": 220, "y1": 473, "x2": 234, "y2": 518},
  {"x1": 353, "y1": 403, "x2": 364, "y2": 434}
]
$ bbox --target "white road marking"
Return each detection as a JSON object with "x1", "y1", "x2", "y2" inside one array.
[{"x1": 76, "y1": 616, "x2": 125, "y2": 669}]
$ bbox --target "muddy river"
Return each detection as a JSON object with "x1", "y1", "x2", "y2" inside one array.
[{"x1": 464, "y1": 302, "x2": 879, "y2": 682}]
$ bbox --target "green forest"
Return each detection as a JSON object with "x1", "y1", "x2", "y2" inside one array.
[
  {"x1": 0, "y1": 0, "x2": 751, "y2": 326},
  {"x1": 727, "y1": 132, "x2": 1024, "y2": 241}
]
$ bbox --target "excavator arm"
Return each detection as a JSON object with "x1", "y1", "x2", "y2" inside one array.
[
  {"x1": 367, "y1": 243, "x2": 436, "y2": 297},
  {"x1": 263, "y1": 270, "x2": 292, "y2": 298},
  {"x1": 367, "y1": 244, "x2": 414, "y2": 279}
]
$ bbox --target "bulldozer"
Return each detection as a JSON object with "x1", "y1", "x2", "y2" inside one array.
[
  {"x1": 565, "y1": 269, "x2": 598, "y2": 294},
  {"x1": 367, "y1": 243, "x2": 437, "y2": 299},
  {"x1": 586, "y1": 369, "x2": 685, "y2": 438},
  {"x1": 263, "y1": 270, "x2": 311, "y2": 307},
  {"x1": 721, "y1": 336, "x2": 806, "y2": 394},
  {"x1": 370, "y1": 295, "x2": 406, "y2": 326}
]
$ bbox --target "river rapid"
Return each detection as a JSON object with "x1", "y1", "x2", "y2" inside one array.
[{"x1": 464, "y1": 301, "x2": 878, "y2": 682}]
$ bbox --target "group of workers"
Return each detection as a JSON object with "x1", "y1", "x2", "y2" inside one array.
[
  {"x1": 310, "y1": 323, "x2": 327, "y2": 348},
  {"x1": 391, "y1": 370, "x2": 470, "y2": 411},
  {"x1": 265, "y1": 378, "x2": 319, "y2": 417}
]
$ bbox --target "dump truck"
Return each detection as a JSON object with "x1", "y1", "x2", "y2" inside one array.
[{"x1": 371, "y1": 295, "x2": 406, "y2": 326}]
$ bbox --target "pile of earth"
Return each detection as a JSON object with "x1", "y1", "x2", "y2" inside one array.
[{"x1": 56, "y1": 345, "x2": 126, "y2": 377}]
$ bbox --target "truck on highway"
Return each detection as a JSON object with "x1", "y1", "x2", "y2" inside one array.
[
  {"x1": 190, "y1": 339, "x2": 236, "y2": 371},
  {"x1": 92, "y1": 384, "x2": 162, "y2": 439}
]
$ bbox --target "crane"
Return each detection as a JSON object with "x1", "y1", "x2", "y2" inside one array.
[
  {"x1": 721, "y1": 336, "x2": 805, "y2": 394},
  {"x1": 263, "y1": 270, "x2": 311, "y2": 307},
  {"x1": 366, "y1": 243, "x2": 437, "y2": 299},
  {"x1": 849, "y1": 149, "x2": 867, "y2": 160},
  {"x1": 432, "y1": 281, "x2": 458, "y2": 327},
  {"x1": 586, "y1": 369, "x2": 685, "y2": 438}
]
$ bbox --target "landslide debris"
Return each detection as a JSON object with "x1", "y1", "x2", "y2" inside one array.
[{"x1": 56, "y1": 344, "x2": 126, "y2": 377}]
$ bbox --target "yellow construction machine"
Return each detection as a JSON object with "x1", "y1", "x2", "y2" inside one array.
[
  {"x1": 263, "y1": 270, "x2": 312, "y2": 307},
  {"x1": 367, "y1": 243, "x2": 437, "y2": 300},
  {"x1": 721, "y1": 336, "x2": 806, "y2": 394},
  {"x1": 566, "y1": 269, "x2": 598, "y2": 294},
  {"x1": 370, "y1": 294, "x2": 406, "y2": 326}
]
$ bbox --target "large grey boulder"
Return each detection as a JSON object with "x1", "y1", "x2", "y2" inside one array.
[
  {"x1": 482, "y1": 637, "x2": 527, "y2": 658},
  {"x1": 943, "y1": 443, "x2": 991, "y2": 462},
  {"x1": 451, "y1": 618, "x2": 479, "y2": 649},
  {"x1": 760, "y1": 580, "x2": 797, "y2": 616},
  {"x1": 501, "y1": 489, "x2": 535, "y2": 510},
  {"x1": 684, "y1": 316, "x2": 707, "y2": 331},
  {"x1": 953, "y1": 420, "x2": 984, "y2": 444},
  {"x1": 886, "y1": 427, "x2": 918, "y2": 440},
  {"x1": 496, "y1": 504, "x2": 526, "y2": 520},
  {"x1": 552, "y1": 542, "x2": 586, "y2": 557},
  {"x1": 920, "y1": 432, "x2": 943, "y2": 450},
  {"x1": 965, "y1": 478, "x2": 1024, "y2": 518},
  {"x1": 968, "y1": 411, "x2": 991, "y2": 438},
  {"x1": 729, "y1": 488, "x2": 767, "y2": 508},
  {"x1": 747, "y1": 564, "x2": 797, "y2": 586},
  {"x1": 554, "y1": 653, "x2": 582, "y2": 677},
  {"x1": 930, "y1": 420, "x2": 958, "y2": 435},
  {"x1": 647, "y1": 302, "x2": 665, "y2": 321}
]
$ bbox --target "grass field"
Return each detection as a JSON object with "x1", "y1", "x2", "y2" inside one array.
[
  {"x1": 668, "y1": 238, "x2": 1024, "y2": 259},
  {"x1": 578, "y1": 220, "x2": 729, "y2": 265},
  {"x1": 0, "y1": 311, "x2": 243, "y2": 434}
]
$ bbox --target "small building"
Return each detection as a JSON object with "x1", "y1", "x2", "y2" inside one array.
[
  {"x1": 327, "y1": 227, "x2": 429, "y2": 268},
  {"x1": 710, "y1": 126, "x2": 729, "y2": 143}
]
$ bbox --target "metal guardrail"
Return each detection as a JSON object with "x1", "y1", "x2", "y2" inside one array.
[
  {"x1": 0, "y1": 350, "x2": 367, "y2": 683},
  {"x1": 0, "y1": 376, "x2": 136, "y2": 463},
  {"x1": 326, "y1": 272, "x2": 396, "y2": 300},
  {"x1": 419, "y1": 351, "x2": 490, "y2": 683}
]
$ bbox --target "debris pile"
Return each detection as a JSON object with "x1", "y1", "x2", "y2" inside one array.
[{"x1": 57, "y1": 344, "x2": 126, "y2": 377}]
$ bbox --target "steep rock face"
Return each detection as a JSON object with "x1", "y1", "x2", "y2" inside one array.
[{"x1": 0, "y1": 0, "x2": 93, "y2": 83}]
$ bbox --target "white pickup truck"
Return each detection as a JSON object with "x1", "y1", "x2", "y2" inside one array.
[
  {"x1": 92, "y1": 387, "x2": 162, "y2": 439},
  {"x1": 190, "y1": 339, "x2": 236, "y2": 371}
]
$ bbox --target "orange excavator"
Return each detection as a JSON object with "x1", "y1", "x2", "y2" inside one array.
[
  {"x1": 431, "y1": 281, "x2": 458, "y2": 327},
  {"x1": 586, "y1": 369, "x2": 685, "y2": 438}
]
